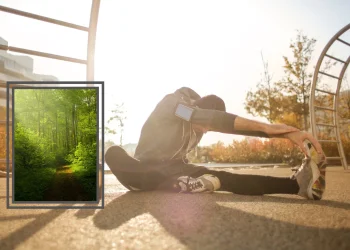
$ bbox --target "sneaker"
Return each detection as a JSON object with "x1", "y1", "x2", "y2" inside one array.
[
  {"x1": 291, "y1": 142, "x2": 327, "y2": 200},
  {"x1": 176, "y1": 174, "x2": 221, "y2": 193}
]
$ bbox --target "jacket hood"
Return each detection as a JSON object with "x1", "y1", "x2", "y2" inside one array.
[{"x1": 174, "y1": 87, "x2": 201, "y2": 104}]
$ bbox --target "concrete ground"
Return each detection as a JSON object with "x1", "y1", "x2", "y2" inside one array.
[{"x1": 0, "y1": 166, "x2": 349, "y2": 250}]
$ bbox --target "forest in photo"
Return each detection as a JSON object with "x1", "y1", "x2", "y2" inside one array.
[{"x1": 14, "y1": 88, "x2": 98, "y2": 202}]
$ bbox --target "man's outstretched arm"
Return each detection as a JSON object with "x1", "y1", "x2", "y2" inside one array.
[
  {"x1": 233, "y1": 116, "x2": 325, "y2": 157},
  {"x1": 190, "y1": 108, "x2": 298, "y2": 137},
  {"x1": 190, "y1": 108, "x2": 325, "y2": 157},
  {"x1": 233, "y1": 116, "x2": 299, "y2": 137},
  {"x1": 189, "y1": 107, "x2": 325, "y2": 157}
]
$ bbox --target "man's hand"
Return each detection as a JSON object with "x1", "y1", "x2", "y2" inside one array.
[
  {"x1": 281, "y1": 131, "x2": 325, "y2": 158},
  {"x1": 262, "y1": 123, "x2": 324, "y2": 157}
]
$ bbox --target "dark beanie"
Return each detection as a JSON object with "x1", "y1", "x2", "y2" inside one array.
[{"x1": 193, "y1": 95, "x2": 226, "y2": 112}]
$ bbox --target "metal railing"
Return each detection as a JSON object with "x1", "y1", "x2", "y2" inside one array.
[
  {"x1": 0, "y1": 2, "x2": 102, "y2": 198},
  {"x1": 309, "y1": 23, "x2": 350, "y2": 170},
  {"x1": 0, "y1": 1, "x2": 101, "y2": 80}
]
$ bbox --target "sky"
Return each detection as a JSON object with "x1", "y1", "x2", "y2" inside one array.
[{"x1": 0, "y1": 0, "x2": 349, "y2": 146}]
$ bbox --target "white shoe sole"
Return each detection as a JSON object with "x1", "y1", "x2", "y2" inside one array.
[
  {"x1": 202, "y1": 174, "x2": 221, "y2": 191},
  {"x1": 307, "y1": 160, "x2": 321, "y2": 199},
  {"x1": 304, "y1": 140, "x2": 326, "y2": 200}
]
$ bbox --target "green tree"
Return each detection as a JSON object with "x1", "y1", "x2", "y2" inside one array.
[
  {"x1": 13, "y1": 88, "x2": 99, "y2": 201},
  {"x1": 14, "y1": 88, "x2": 98, "y2": 169}
]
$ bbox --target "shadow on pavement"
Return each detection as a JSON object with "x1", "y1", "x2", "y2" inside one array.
[
  {"x1": 75, "y1": 204, "x2": 99, "y2": 219},
  {"x1": 93, "y1": 192, "x2": 350, "y2": 249},
  {"x1": 0, "y1": 209, "x2": 66, "y2": 250}
]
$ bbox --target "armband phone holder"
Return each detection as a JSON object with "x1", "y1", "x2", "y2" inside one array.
[{"x1": 175, "y1": 103, "x2": 194, "y2": 121}]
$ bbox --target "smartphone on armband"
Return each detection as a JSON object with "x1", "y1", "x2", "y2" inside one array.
[{"x1": 174, "y1": 103, "x2": 194, "y2": 122}]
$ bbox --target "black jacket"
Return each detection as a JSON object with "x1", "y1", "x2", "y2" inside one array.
[{"x1": 134, "y1": 87, "x2": 234, "y2": 163}]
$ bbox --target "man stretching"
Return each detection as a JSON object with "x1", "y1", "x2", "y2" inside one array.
[{"x1": 105, "y1": 87, "x2": 326, "y2": 200}]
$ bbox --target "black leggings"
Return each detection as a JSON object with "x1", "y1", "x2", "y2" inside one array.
[
  {"x1": 189, "y1": 169, "x2": 299, "y2": 195},
  {"x1": 115, "y1": 163, "x2": 299, "y2": 195}
]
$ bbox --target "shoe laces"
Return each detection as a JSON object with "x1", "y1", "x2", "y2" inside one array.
[{"x1": 181, "y1": 176, "x2": 204, "y2": 193}]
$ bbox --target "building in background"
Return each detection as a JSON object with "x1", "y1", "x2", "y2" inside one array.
[
  {"x1": 0, "y1": 37, "x2": 59, "y2": 82},
  {"x1": 0, "y1": 36, "x2": 59, "y2": 113},
  {"x1": 0, "y1": 36, "x2": 59, "y2": 176}
]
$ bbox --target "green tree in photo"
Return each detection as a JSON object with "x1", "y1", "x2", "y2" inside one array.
[{"x1": 14, "y1": 88, "x2": 99, "y2": 201}]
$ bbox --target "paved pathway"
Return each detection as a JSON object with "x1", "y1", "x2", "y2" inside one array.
[{"x1": 0, "y1": 166, "x2": 349, "y2": 250}]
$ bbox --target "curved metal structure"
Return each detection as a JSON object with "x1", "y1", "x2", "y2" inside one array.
[
  {"x1": 87, "y1": 0, "x2": 101, "y2": 82},
  {"x1": 0, "y1": 2, "x2": 101, "y2": 195},
  {"x1": 310, "y1": 23, "x2": 350, "y2": 170},
  {"x1": 0, "y1": 1, "x2": 101, "y2": 82}
]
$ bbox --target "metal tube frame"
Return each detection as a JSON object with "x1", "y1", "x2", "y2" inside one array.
[
  {"x1": 0, "y1": 5, "x2": 89, "y2": 31},
  {"x1": 0, "y1": 44, "x2": 87, "y2": 64},
  {"x1": 333, "y1": 56, "x2": 350, "y2": 169},
  {"x1": 310, "y1": 23, "x2": 350, "y2": 170},
  {"x1": 86, "y1": 0, "x2": 101, "y2": 82},
  {"x1": 0, "y1": 2, "x2": 102, "y2": 198},
  {"x1": 0, "y1": 1, "x2": 101, "y2": 81}
]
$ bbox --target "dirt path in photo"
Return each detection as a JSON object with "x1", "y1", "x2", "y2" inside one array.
[{"x1": 44, "y1": 165, "x2": 89, "y2": 201}]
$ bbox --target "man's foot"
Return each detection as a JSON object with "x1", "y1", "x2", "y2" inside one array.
[
  {"x1": 291, "y1": 143, "x2": 327, "y2": 200},
  {"x1": 176, "y1": 174, "x2": 221, "y2": 193}
]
